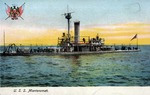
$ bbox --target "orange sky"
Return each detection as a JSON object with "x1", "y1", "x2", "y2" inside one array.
[{"x1": 0, "y1": 23, "x2": 150, "y2": 46}]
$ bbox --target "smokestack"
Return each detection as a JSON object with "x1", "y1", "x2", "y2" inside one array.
[{"x1": 74, "y1": 21, "x2": 80, "y2": 43}]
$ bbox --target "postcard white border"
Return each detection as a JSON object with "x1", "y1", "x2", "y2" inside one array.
[{"x1": 0, "y1": 87, "x2": 150, "y2": 95}]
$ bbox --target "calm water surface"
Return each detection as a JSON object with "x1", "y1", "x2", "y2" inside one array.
[{"x1": 0, "y1": 46, "x2": 150, "y2": 86}]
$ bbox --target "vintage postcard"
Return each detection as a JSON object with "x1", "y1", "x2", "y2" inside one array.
[{"x1": 0, "y1": 0, "x2": 150, "y2": 95}]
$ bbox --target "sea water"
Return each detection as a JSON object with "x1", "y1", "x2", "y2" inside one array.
[{"x1": 0, "y1": 45, "x2": 150, "y2": 86}]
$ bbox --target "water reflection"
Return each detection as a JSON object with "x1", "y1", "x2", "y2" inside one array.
[{"x1": 1, "y1": 46, "x2": 150, "y2": 86}]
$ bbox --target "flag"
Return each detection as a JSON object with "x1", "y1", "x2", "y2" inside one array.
[
  {"x1": 5, "y1": 3, "x2": 11, "y2": 16},
  {"x1": 131, "y1": 34, "x2": 137, "y2": 41},
  {"x1": 18, "y1": 3, "x2": 25, "y2": 17}
]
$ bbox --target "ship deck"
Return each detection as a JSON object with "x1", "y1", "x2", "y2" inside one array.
[{"x1": 0, "y1": 49, "x2": 141, "y2": 56}]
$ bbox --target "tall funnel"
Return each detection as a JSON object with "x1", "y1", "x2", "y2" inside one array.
[{"x1": 74, "y1": 21, "x2": 80, "y2": 43}]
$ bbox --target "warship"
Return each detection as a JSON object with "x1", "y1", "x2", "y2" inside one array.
[{"x1": 0, "y1": 9, "x2": 140, "y2": 56}]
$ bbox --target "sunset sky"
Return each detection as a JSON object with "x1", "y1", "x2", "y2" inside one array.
[{"x1": 0, "y1": 0, "x2": 150, "y2": 45}]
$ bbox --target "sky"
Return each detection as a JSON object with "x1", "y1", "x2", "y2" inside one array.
[{"x1": 0, "y1": 0, "x2": 150, "y2": 45}]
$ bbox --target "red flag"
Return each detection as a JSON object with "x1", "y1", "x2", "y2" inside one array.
[
  {"x1": 5, "y1": 4, "x2": 11, "y2": 16},
  {"x1": 18, "y1": 6, "x2": 23, "y2": 16},
  {"x1": 131, "y1": 34, "x2": 137, "y2": 41},
  {"x1": 18, "y1": 3, "x2": 25, "y2": 16}
]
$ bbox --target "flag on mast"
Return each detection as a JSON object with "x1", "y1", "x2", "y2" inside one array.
[{"x1": 130, "y1": 34, "x2": 137, "y2": 41}]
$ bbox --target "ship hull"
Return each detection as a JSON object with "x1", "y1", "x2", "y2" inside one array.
[{"x1": 0, "y1": 49, "x2": 141, "y2": 56}]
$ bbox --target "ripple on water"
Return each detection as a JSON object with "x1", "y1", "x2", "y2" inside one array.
[{"x1": 1, "y1": 46, "x2": 150, "y2": 86}]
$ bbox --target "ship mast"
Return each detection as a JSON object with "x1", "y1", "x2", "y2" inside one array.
[
  {"x1": 62, "y1": 6, "x2": 74, "y2": 38},
  {"x1": 137, "y1": 34, "x2": 138, "y2": 49},
  {"x1": 3, "y1": 31, "x2": 5, "y2": 53}
]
